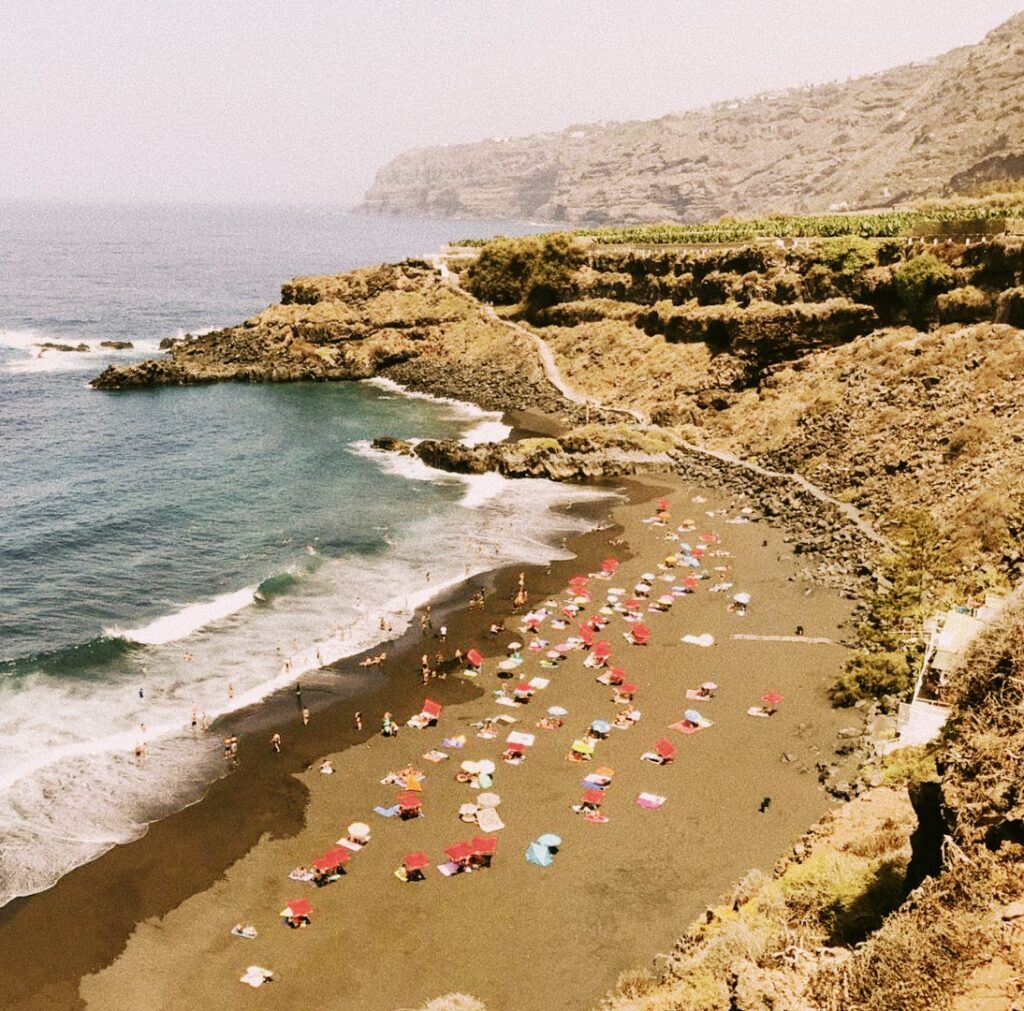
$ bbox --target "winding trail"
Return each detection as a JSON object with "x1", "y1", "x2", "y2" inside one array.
[{"x1": 430, "y1": 253, "x2": 889, "y2": 549}]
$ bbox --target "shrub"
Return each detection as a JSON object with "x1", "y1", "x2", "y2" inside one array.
[
  {"x1": 936, "y1": 285, "x2": 994, "y2": 323},
  {"x1": 830, "y1": 650, "x2": 914, "y2": 706},
  {"x1": 817, "y1": 236, "x2": 877, "y2": 275},
  {"x1": 893, "y1": 254, "x2": 955, "y2": 324},
  {"x1": 460, "y1": 237, "x2": 537, "y2": 304},
  {"x1": 522, "y1": 233, "x2": 585, "y2": 309},
  {"x1": 995, "y1": 285, "x2": 1024, "y2": 326},
  {"x1": 879, "y1": 744, "x2": 940, "y2": 787}
]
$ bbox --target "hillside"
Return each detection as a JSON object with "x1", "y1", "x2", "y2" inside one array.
[{"x1": 361, "y1": 12, "x2": 1024, "y2": 223}]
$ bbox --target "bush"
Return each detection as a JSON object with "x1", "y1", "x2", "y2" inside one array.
[
  {"x1": 995, "y1": 285, "x2": 1024, "y2": 326},
  {"x1": 522, "y1": 233, "x2": 585, "y2": 309},
  {"x1": 893, "y1": 254, "x2": 955, "y2": 324},
  {"x1": 936, "y1": 285, "x2": 994, "y2": 323},
  {"x1": 831, "y1": 650, "x2": 914, "y2": 706},
  {"x1": 460, "y1": 237, "x2": 537, "y2": 304},
  {"x1": 817, "y1": 236, "x2": 877, "y2": 276}
]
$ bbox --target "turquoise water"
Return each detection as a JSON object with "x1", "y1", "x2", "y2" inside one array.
[{"x1": 0, "y1": 204, "x2": 603, "y2": 907}]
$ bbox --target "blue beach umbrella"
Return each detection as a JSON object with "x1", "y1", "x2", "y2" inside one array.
[
  {"x1": 591, "y1": 720, "x2": 611, "y2": 734},
  {"x1": 685, "y1": 709, "x2": 703, "y2": 723},
  {"x1": 537, "y1": 833, "x2": 562, "y2": 848},
  {"x1": 525, "y1": 842, "x2": 553, "y2": 867}
]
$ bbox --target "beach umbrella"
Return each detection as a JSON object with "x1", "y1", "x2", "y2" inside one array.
[
  {"x1": 655, "y1": 738, "x2": 676, "y2": 759},
  {"x1": 404, "y1": 852, "x2": 430, "y2": 871},
  {"x1": 591, "y1": 719, "x2": 611, "y2": 734},
  {"x1": 499, "y1": 657, "x2": 522, "y2": 670},
  {"x1": 458, "y1": 802, "x2": 480, "y2": 819},
  {"x1": 471, "y1": 835, "x2": 497, "y2": 856},
  {"x1": 656, "y1": 497, "x2": 669, "y2": 511},
  {"x1": 658, "y1": 594, "x2": 675, "y2": 605},
  {"x1": 312, "y1": 847, "x2": 351, "y2": 871},
  {"x1": 347, "y1": 822, "x2": 370, "y2": 840},
  {"x1": 514, "y1": 682, "x2": 533, "y2": 694},
  {"x1": 683, "y1": 576, "x2": 699, "y2": 588},
  {"x1": 506, "y1": 641, "x2": 522, "y2": 651},
  {"x1": 623, "y1": 598, "x2": 642, "y2": 611},
  {"x1": 460, "y1": 760, "x2": 481, "y2": 773},
  {"x1": 477, "y1": 792, "x2": 501, "y2": 807},
  {"x1": 699, "y1": 532, "x2": 718, "y2": 543},
  {"x1": 397, "y1": 792, "x2": 423, "y2": 809},
  {"x1": 733, "y1": 592, "x2": 751, "y2": 605},
  {"x1": 466, "y1": 648, "x2": 483, "y2": 668},
  {"x1": 444, "y1": 842, "x2": 474, "y2": 863},
  {"x1": 477, "y1": 759, "x2": 496, "y2": 775},
  {"x1": 601, "y1": 558, "x2": 619, "y2": 572},
  {"x1": 547, "y1": 705, "x2": 569, "y2": 716},
  {"x1": 571, "y1": 740, "x2": 595, "y2": 756},
  {"x1": 573, "y1": 595, "x2": 590, "y2": 606},
  {"x1": 761, "y1": 692, "x2": 784, "y2": 704},
  {"x1": 280, "y1": 898, "x2": 313, "y2": 919},
  {"x1": 684, "y1": 709, "x2": 704, "y2": 724},
  {"x1": 606, "y1": 667, "x2": 626, "y2": 684},
  {"x1": 595, "y1": 766, "x2": 615, "y2": 779},
  {"x1": 525, "y1": 841, "x2": 554, "y2": 867},
  {"x1": 701, "y1": 681, "x2": 718, "y2": 691},
  {"x1": 537, "y1": 832, "x2": 562, "y2": 848},
  {"x1": 631, "y1": 623, "x2": 651, "y2": 641},
  {"x1": 582, "y1": 789, "x2": 604, "y2": 805}
]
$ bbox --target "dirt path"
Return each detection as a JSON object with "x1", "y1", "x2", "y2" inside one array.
[{"x1": 431, "y1": 254, "x2": 889, "y2": 550}]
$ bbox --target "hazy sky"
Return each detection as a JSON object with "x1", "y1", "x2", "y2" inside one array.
[{"x1": 2, "y1": 1, "x2": 1021, "y2": 206}]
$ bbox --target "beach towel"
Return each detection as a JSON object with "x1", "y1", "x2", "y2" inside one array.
[
  {"x1": 495, "y1": 696, "x2": 516, "y2": 707},
  {"x1": 681, "y1": 633, "x2": 715, "y2": 647},
  {"x1": 528, "y1": 677, "x2": 550, "y2": 690},
  {"x1": 583, "y1": 812, "x2": 609, "y2": 824},
  {"x1": 476, "y1": 807, "x2": 505, "y2": 833},
  {"x1": 670, "y1": 720, "x2": 707, "y2": 735},
  {"x1": 240, "y1": 967, "x2": 273, "y2": 988},
  {"x1": 640, "y1": 752, "x2": 667, "y2": 764},
  {"x1": 422, "y1": 749, "x2": 448, "y2": 762},
  {"x1": 374, "y1": 805, "x2": 400, "y2": 818},
  {"x1": 685, "y1": 689, "x2": 712, "y2": 700},
  {"x1": 636, "y1": 792, "x2": 666, "y2": 810},
  {"x1": 507, "y1": 731, "x2": 536, "y2": 747},
  {"x1": 475, "y1": 729, "x2": 497, "y2": 740},
  {"x1": 231, "y1": 926, "x2": 258, "y2": 939},
  {"x1": 747, "y1": 707, "x2": 772, "y2": 718},
  {"x1": 442, "y1": 735, "x2": 466, "y2": 749},
  {"x1": 540, "y1": 660, "x2": 559, "y2": 669},
  {"x1": 437, "y1": 861, "x2": 462, "y2": 877}
]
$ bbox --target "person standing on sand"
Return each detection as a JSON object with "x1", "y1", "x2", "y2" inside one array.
[
  {"x1": 271, "y1": 732, "x2": 282, "y2": 753},
  {"x1": 302, "y1": 707, "x2": 310, "y2": 726},
  {"x1": 354, "y1": 711, "x2": 363, "y2": 730},
  {"x1": 759, "y1": 796, "x2": 772, "y2": 813}
]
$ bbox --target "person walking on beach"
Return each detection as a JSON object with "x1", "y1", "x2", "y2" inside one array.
[
  {"x1": 759, "y1": 796, "x2": 772, "y2": 813},
  {"x1": 354, "y1": 711, "x2": 363, "y2": 731},
  {"x1": 271, "y1": 732, "x2": 282, "y2": 753},
  {"x1": 302, "y1": 707, "x2": 310, "y2": 726}
]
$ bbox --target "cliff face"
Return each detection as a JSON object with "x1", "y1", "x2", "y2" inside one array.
[{"x1": 361, "y1": 13, "x2": 1024, "y2": 224}]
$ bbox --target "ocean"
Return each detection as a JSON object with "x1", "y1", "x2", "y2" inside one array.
[{"x1": 0, "y1": 203, "x2": 607, "y2": 908}]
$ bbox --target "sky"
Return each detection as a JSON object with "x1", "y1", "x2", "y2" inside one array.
[{"x1": 1, "y1": 0, "x2": 1021, "y2": 206}]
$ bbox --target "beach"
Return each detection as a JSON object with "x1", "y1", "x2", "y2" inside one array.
[{"x1": 2, "y1": 473, "x2": 854, "y2": 1011}]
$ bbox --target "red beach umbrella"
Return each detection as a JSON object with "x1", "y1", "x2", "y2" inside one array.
[
  {"x1": 421, "y1": 699, "x2": 442, "y2": 718},
  {"x1": 761, "y1": 692, "x2": 784, "y2": 704},
  {"x1": 607, "y1": 667, "x2": 626, "y2": 684},
  {"x1": 397, "y1": 792, "x2": 423, "y2": 809},
  {"x1": 592, "y1": 641, "x2": 612, "y2": 658},
  {"x1": 471, "y1": 835, "x2": 497, "y2": 855},
  {"x1": 466, "y1": 648, "x2": 483, "y2": 668},
  {"x1": 656, "y1": 497, "x2": 669, "y2": 511},
  {"x1": 624, "y1": 598, "x2": 642, "y2": 611},
  {"x1": 620, "y1": 682, "x2": 638, "y2": 695},
  {"x1": 404, "y1": 851, "x2": 430, "y2": 871},
  {"x1": 582, "y1": 789, "x2": 604, "y2": 805},
  {"x1": 444, "y1": 842, "x2": 475, "y2": 863},
  {"x1": 601, "y1": 558, "x2": 619, "y2": 572},
  {"x1": 283, "y1": 898, "x2": 313, "y2": 918},
  {"x1": 655, "y1": 738, "x2": 676, "y2": 759}
]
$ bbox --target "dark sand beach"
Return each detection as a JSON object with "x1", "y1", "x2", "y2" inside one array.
[{"x1": 3, "y1": 475, "x2": 855, "y2": 1011}]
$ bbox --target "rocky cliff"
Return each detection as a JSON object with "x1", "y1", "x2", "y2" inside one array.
[{"x1": 361, "y1": 13, "x2": 1024, "y2": 223}]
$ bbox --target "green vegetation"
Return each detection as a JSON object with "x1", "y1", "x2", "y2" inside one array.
[
  {"x1": 460, "y1": 233, "x2": 583, "y2": 307},
  {"x1": 878, "y1": 743, "x2": 940, "y2": 788},
  {"x1": 831, "y1": 508, "x2": 951, "y2": 707},
  {"x1": 812, "y1": 236, "x2": 877, "y2": 275},
  {"x1": 892, "y1": 253, "x2": 955, "y2": 324}
]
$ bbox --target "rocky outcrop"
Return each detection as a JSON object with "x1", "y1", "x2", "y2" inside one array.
[
  {"x1": 89, "y1": 261, "x2": 577, "y2": 417},
  {"x1": 37, "y1": 342, "x2": 89, "y2": 353},
  {"x1": 99, "y1": 340, "x2": 133, "y2": 350},
  {"x1": 361, "y1": 13, "x2": 1024, "y2": 223}
]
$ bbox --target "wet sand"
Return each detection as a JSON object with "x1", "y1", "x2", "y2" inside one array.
[{"x1": 60, "y1": 474, "x2": 854, "y2": 1011}]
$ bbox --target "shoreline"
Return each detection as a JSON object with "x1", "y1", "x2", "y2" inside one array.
[
  {"x1": 0, "y1": 477, "x2": 632, "y2": 1011},
  {"x1": 5, "y1": 468, "x2": 860, "y2": 1010}
]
